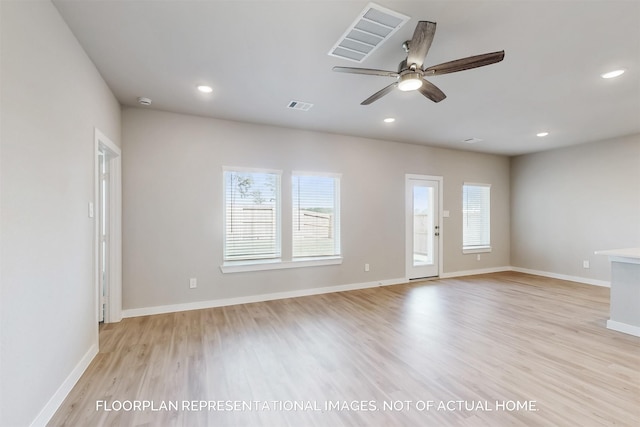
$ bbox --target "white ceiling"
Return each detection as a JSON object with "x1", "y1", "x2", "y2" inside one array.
[{"x1": 53, "y1": 0, "x2": 640, "y2": 156}]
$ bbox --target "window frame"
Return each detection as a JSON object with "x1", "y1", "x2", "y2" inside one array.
[
  {"x1": 220, "y1": 168, "x2": 342, "y2": 274},
  {"x1": 462, "y1": 182, "x2": 492, "y2": 254},
  {"x1": 222, "y1": 167, "x2": 282, "y2": 263},
  {"x1": 291, "y1": 171, "x2": 342, "y2": 259}
]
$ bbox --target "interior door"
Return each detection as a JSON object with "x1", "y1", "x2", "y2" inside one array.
[{"x1": 406, "y1": 176, "x2": 440, "y2": 279}]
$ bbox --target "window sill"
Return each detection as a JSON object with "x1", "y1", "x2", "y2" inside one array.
[
  {"x1": 220, "y1": 256, "x2": 343, "y2": 274},
  {"x1": 463, "y1": 247, "x2": 492, "y2": 254}
]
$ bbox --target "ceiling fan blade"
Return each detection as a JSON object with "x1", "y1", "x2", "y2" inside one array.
[
  {"x1": 406, "y1": 21, "x2": 437, "y2": 69},
  {"x1": 361, "y1": 82, "x2": 398, "y2": 105},
  {"x1": 333, "y1": 66, "x2": 399, "y2": 78},
  {"x1": 418, "y1": 79, "x2": 446, "y2": 103},
  {"x1": 424, "y1": 50, "x2": 505, "y2": 75}
]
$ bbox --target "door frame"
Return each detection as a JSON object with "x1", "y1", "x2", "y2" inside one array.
[
  {"x1": 405, "y1": 174, "x2": 443, "y2": 279},
  {"x1": 94, "y1": 128, "x2": 122, "y2": 323}
]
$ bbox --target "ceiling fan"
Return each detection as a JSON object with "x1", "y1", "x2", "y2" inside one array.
[{"x1": 333, "y1": 21, "x2": 505, "y2": 105}]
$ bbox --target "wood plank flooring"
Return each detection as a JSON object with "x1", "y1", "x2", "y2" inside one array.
[{"x1": 49, "y1": 272, "x2": 639, "y2": 426}]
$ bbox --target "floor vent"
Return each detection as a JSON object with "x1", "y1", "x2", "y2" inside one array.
[
  {"x1": 329, "y1": 2, "x2": 410, "y2": 63},
  {"x1": 287, "y1": 100, "x2": 313, "y2": 111}
]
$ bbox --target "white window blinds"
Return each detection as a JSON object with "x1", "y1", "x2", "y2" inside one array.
[
  {"x1": 224, "y1": 169, "x2": 281, "y2": 261},
  {"x1": 292, "y1": 173, "x2": 340, "y2": 258},
  {"x1": 463, "y1": 183, "x2": 491, "y2": 250}
]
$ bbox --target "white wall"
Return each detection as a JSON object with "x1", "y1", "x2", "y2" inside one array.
[
  {"x1": 0, "y1": 1, "x2": 121, "y2": 425},
  {"x1": 510, "y1": 134, "x2": 640, "y2": 282},
  {"x1": 122, "y1": 108, "x2": 510, "y2": 312}
]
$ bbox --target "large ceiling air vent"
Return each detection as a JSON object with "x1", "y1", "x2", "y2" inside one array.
[{"x1": 328, "y1": 3, "x2": 410, "y2": 63}]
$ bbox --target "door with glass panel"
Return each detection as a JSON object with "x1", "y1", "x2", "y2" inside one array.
[{"x1": 406, "y1": 176, "x2": 440, "y2": 279}]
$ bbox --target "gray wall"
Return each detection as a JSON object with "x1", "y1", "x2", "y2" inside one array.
[
  {"x1": 122, "y1": 108, "x2": 510, "y2": 311},
  {"x1": 0, "y1": 1, "x2": 121, "y2": 425},
  {"x1": 510, "y1": 134, "x2": 640, "y2": 282}
]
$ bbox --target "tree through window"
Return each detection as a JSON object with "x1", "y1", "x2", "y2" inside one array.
[{"x1": 224, "y1": 169, "x2": 281, "y2": 261}]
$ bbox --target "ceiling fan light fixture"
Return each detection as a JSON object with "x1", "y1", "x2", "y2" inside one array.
[{"x1": 398, "y1": 72, "x2": 423, "y2": 91}]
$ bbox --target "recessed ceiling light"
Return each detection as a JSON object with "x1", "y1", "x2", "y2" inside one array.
[
  {"x1": 536, "y1": 132, "x2": 549, "y2": 137},
  {"x1": 197, "y1": 85, "x2": 213, "y2": 93},
  {"x1": 601, "y1": 69, "x2": 625, "y2": 79},
  {"x1": 383, "y1": 117, "x2": 395, "y2": 123}
]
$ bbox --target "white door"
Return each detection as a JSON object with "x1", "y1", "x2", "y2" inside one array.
[{"x1": 406, "y1": 175, "x2": 441, "y2": 279}]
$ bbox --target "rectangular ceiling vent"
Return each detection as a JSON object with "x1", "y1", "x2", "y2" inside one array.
[
  {"x1": 463, "y1": 138, "x2": 484, "y2": 144},
  {"x1": 287, "y1": 100, "x2": 313, "y2": 111},
  {"x1": 328, "y1": 3, "x2": 410, "y2": 63}
]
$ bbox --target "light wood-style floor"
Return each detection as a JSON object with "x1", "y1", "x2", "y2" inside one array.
[{"x1": 49, "y1": 272, "x2": 639, "y2": 426}]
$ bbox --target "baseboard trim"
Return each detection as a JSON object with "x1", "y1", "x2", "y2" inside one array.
[
  {"x1": 123, "y1": 266, "x2": 611, "y2": 318},
  {"x1": 123, "y1": 277, "x2": 408, "y2": 318},
  {"x1": 30, "y1": 343, "x2": 98, "y2": 427},
  {"x1": 439, "y1": 266, "x2": 512, "y2": 279},
  {"x1": 607, "y1": 319, "x2": 640, "y2": 337},
  {"x1": 510, "y1": 267, "x2": 610, "y2": 287}
]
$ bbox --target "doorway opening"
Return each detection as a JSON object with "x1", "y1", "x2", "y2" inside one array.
[{"x1": 95, "y1": 129, "x2": 122, "y2": 323}]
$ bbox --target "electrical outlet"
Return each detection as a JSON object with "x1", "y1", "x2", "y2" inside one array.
[
  {"x1": 477, "y1": 254, "x2": 481, "y2": 261},
  {"x1": 583, "y1": 260, "x2": 590, "y2": 269},
  {"x1": 189, "y1": 277, "x2": 197, "y2": 288},
  {"x1": 364, "y1": 263, "x2": 370, "y2": 272}
]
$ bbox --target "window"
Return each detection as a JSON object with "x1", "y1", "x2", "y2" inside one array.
[
  {"x1": 462, "y1": 183, "x2": 491, "y2": 253},
  {"x1": 223, "y1": 169, "x2": 281, "y2": 261},
  {"x1": 221, "y1": 168, "x2": 342, "y2": 273},
  {"x1": 292, "y1": 173, "x2": 341, "y2": 258}
]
